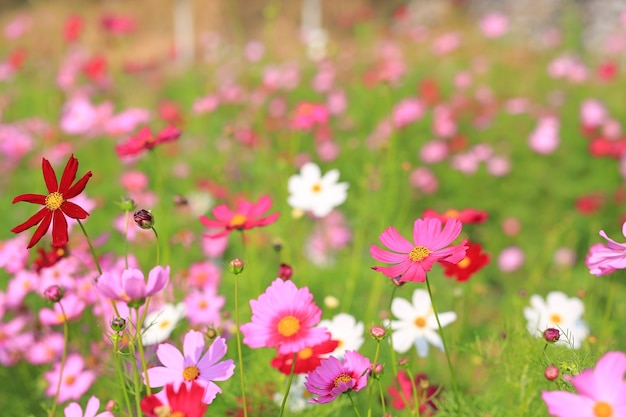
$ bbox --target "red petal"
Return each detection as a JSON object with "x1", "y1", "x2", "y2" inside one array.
[
  {"x1": 52, "y1": 210, "x2": 69, "y2": 247},
  {"x1": 11, "y1": 207, "x2": 49, "y2": 233},
  {"x1": 42, "y1": 158, "x2": 58, "y2": 193},
  {"x1": 59, "y1": 154, "x2": 78, "y2": 193},
  {"x1": 12, "y1": 193, "x2": 46, "y2": 204},
  {"x1": 27, "y1": 211, "x2": 53, "y2": 249},
  {"x1": 60, "y1": 201, "x2": 89, "y2": 219},
  {"x1": 63, "y1": 171, "x2": 92, "y2": 199}
]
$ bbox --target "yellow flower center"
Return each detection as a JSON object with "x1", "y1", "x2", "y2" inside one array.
[
  {"x1": 182, "y1": 365, "x2": 199, "y2": 381},
  {"x1": 277, "y1": 315, "x2": 300, "y2": 337},
  {"x1": 159, "y1": 319, "x2": 171, "y2": 329},
  {"x1": 550, "y1": 314, "x2": 562, "y2": 324},
  {"x1": 311, "y1": 183, "x2": 322, "y2": 193},
  {"x1": 409, "y1": 246, "x2": 430, "y2": 262},
  {"x1": 593, "y1": 401, "x2": 613, "y2": 417},
  {"x1": 64, "y1": 375, "x2": 76, "y2": 386},
  {"x1": 170, "y1": 412, "x2": 185, "y2": 417},
  {"x1": 333, "y1": 373, "x2": 352, "y2": 387},
  {"x1": 457, "y1": 257, "x2": 471, "y2": 269},
  {"x1": 229, "y1": 213, "x2": 247, "y2": 227},
  {"x1": 198, "y1": 300, "x2": 208, "y2": 309},
  {"x1": 444, "y1": 209, "x2": 459, "y2": 218},
  {"x1": 298, "y1": 347, "x2": 313, "y2": 360},
  {"x1": 414, "y1": 316, "x2": 427, "y2": 328},
  {"x1": 45, "y1": 192, "x2": 64, "y2": 211}
]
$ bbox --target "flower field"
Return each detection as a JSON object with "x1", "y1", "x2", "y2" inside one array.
[{"x1": 1, "y1": 2, "x2": 626, "y2": 416}]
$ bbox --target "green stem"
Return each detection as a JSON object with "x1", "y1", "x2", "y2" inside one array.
[
  {"x1": 425, "y1": 277, "x2": 459, "y2": 408},
  {"x1": 151, "y1": 227, "x2": 161, "y2": 266},
  {"x1": 348, "y1": 392, "x2": 363, "y2": 417},
  {"x1": 113, "y1": 335, "x2": 133, "y2": 415},
  {"x1": 135, "y1": 306, "x2": 152, "y2": 395},
  {"x1": 377, "y1": 379, "x2": 387, "y2": 417},
  {"x1": 279, "y1": 352, "x2": 298, "y2": 417},
  {"x1": 124, "y1": 210, "x2": 130, "y2": 270},
  {"x1": 367, "y1": 341, "x2": 382, "y2": 417},
  {"x1": 48, "y1": 304, "x2": 68, "y2": 417},
  {"x1": 406, "y1": 368, "x2": 421, "y2": 417},
  {"x1": 234, "y1": 273, "x2": 248, "y2": 417},
  {"x1": 386, "y1": 285, "x2": 411, "y2": 410},
  {"x1": 127, "y1": 331, "x2": 143, "y2": 416},
  {"x1": 76, "y1": 218, "x2": 102, "y2": 276}
]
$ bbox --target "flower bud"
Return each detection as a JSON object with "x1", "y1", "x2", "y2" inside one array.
[
  {"x1": 206, "y1": 326, "x2": 218, "y2": 340},
  {"x1": 118, "y1": 197, "x2": 136, "y2": 212},
  {"x1": 372, "y1": 362, "x2": 384, "y2": 378},
  {"x1": 277, "y1": 263, "x2": 293, "y2": 281},
  {"x1": 543, "y1": 328, "x2": 560, "y2": 343},
  {"x1": 398, "y1": 357, "x2": 409, "y2": 368},
  {"x1": 229, "y1": 258, "x2": 245, "y2": 274},
  {"x1": 43, "y1": 285, "x2": 64, "y2": 302},
  {"x1": 544, "y1": 365, "x2": 559, "y2": 381},
  {"x1": 133, "y1": 209, "x2": 154, "y2": 229},
  {"x1": 391, "y1": 276, "x2": 406, "y2": 287},
  {"x1": 370, "y1": 325, "x2": 386, "y2": 340},
  {"x1": 110, "y1": 317, "x2": 127, "y2": 332},
  {"x1": 106, "y1": 400, "x2": 116, "y2": 412}
]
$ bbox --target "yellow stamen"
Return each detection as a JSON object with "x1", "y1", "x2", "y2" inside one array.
[
  {"x1": 298, "y1": 347, "x2": 313, "y2": 360},
  {"x1": 550, "y1": 314, "x2": 562, "y2": 324},
  {"x1": 593, "y1": 401, "x2": 613, "y2": 417},
  {"x1": 457, "y1": 257, "x2": 471, "y2": 268},
  {"x1": 182, "y1": 365, "x2": 200, "y2": 381},
  {"x1": 159, "y1": 320, "x2": 171, "y2": 329},
  {"x1": 311, "y1": 183, "x2": 322, "y2": 193},
  {"x1": 229, "y1": 214, "x2": 247, "y2": 227},
  {"x1": 414, "y1": 317, "x2": 427, "y2": 328},
  {"x1": 277, "y1": 315, "x2": 300, "y2": 337},
  {"x1": 409, "y1": 246, "x2": 430, "y2": 262},
  {"x1": 333, "y1": 373, "x2": 352, "y2": 387},
  {"x1": 45, "y1": 192, "x2": 64, "y2": 211}
]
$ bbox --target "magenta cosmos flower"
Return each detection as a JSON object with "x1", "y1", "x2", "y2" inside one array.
[
  {"x1": 96, "y1": 265, "x2": 169, "y2": 307},
  {"x1": 542, "y1": 351, "x2": 626, "y2": 417},
  {"x1": 240, "y1": 278, "x2": 329, "y2": 354},
  {"x1": 144, "y1": 330, "x2": 235, "y2": 404},
  {"x1": 305, "y1": 350, "x2": 371, "y2": 404},
  {"x1": 199, "y1": 194, "x2": 280, "y2": 238},
  {"x1": 370, "y1": 217, "x2": 468, "y2": 283},
  {"x1": 586, "y1": 222, "x2": 626, "y2": 276}
]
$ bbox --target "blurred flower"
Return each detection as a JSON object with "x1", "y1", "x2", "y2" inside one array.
[
  {"x1": 524, "y1": 291, "x2": 589, "y2": 349},
  {"x1": 498, "y1": 246, "x2": 524, "y2": 272},
  {"x1": 387, "y1": 289, "x2": 456, "y2": 357},
  {"x1": 141, "y1": 381, "x2": 208, "y2": 417},
  {"x1": 240, "y1": 278, "x2": 329, "y2": 354},
  {"x1": 273, "y1": 374, "x2": 310, "y2": 412},
  {"x1": 388, "y1": 371, "x2": 440, "y2": 414},
  {"x1": 287, "y1": 162, "x2": 348, "y2": 218},
  {"x1": 479, "y1": 13, "x2": 509, "y2": 38},
  {"x1": 142, "y1": 302, "x2": 186, "y2": 346},
  {"x1": 393, "y1": 98, "x2": 424, "y2": 128},
  {"x1": 441, "y1": 241, "x2": 490, "y2": 282},
  {"x1": 11, "y1": 154, "x2": 92, "y2": 249},
  {"x1": 39, "y1": 293, "x2": 85, "y2": 325},
  {"x1": 270, "y1": 338, "x2": 338, "y2": 375},
  {"x1": 575, "y1": 193, "x2": 604, "y2": 216},
  {"x1": 408, "y1": 167, "x2": 438, "y2": 194},
  {"x1": 64, "y1": 395, "x2": 113, "y2": 417},
  {"x1": 291, "y1": 102, "x2": 329, "y2": 131},
  {"x1": 544, "y1": 365, "x2": 560, "y2": 381},
  {"x1": 318, "y1": 313, "x2": 364, "y2": 358},
  {"x1": 115, "y1": 125, "x2": 181, "y2": 158},
  {"x1": 144, "y1": 330, "x2": 234, "y2": 404},
  {"x1": 542, "y1": 351, "x2": 626, "y2": 416},
  {"x1": 422, "y1": 208, "x2": 488, "y2": 225},
  {"x1": 528, "y1": 116, "x2": 560, "y2": 155},
  {"x1": 63, "y1": 15, "x2": 83, "y2": 43},
  {"x1": 586, "y1": 222, "x2": 626, "y2": 276},
  {"x1": 244, "y1": 40, "x2": 265, "y2": 62},
  {"x1": 199, "y1": 194, "x2": 279, "y2": 238},
  {"x1": 419, "y1": 140, "x2": 448, "y2": 164},
  {"x1": 0, "y1": 316, "x2": 34, "y2": 366},
  {"x1": 96, "y1": 266, "x2": 169, "y2": 307},
  {"x1": 371, "y1": 217, "x2": 468, "y2": 283},
  {"x1": 0, "y1": 235, "x2": 29, "y2": 273},
  {"x1": 45, "y1": 354, "x2": 95, "y2": 403},
  {"x1": 184, "y1": 287, "x2": 225, "y2": 326},
  {"x1": 100, "y1": 14, "x2": 136, "y2": 35},
  {"x1": 304, "y1": 350, "x2": 371, "y2": 404},
  {"x1": 580, "y1": 99, "x2": 607, "y2": 131}
]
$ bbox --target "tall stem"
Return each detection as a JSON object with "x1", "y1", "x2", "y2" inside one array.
[
  {"x1": 367, "y1": 341, "x2": 381, "y2": 417},
  {"x1": 48, "y1": 304, "x2": 68, "y2": 417},
  {"x1": 386, "y1": 285, "x2": 411, "y2": 409},
  {"x1": 151, "y1": 227, "x2": 161, "y2": 266},
  {"x1": 135, "y1": 306, "x2": 152, "y2": 395},
  {"x1": 113, "y1": 335, "x2": 133, "y2": 415},
  {"x1": 234, "y1": 273, "x2": 248, "y2": 417},
  {"x1": 77, "y1": 218, "x2": 102, "y2": 276},
  {"x1": 278, "y1": 352, "x2": 298, "y2": 417},
  {"x1": 348, "y1": 392, "x2": 363, "y2": 417}
]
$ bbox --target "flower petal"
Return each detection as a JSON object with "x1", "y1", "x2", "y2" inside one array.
[
  {"x1": 63, "y1": 171, "x2": 93, "y2": 199},
  {"x1": 11, "y1": 207, "x2": 48, "y2": 233},
  {"x1": 59, "y1": 154, "x2": 78, "y2": 193},
  {"x1": 51, "y1": 210, "x2": 69, "y2": 247},
  {"x1": 42, "y1": 158, "x2": 58, "y2": 193},
  {"x1": 27, "y1": 210, "x2": 53, "y2": 249},
  {"x1": 60, "y1": 201, "x2": 89, "y2": 219},
  {"x1": 12, "y1": 193, "x2": 46, "y2": 205}
]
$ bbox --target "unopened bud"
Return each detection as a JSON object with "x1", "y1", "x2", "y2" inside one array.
[
  {"x1": 106, "y1": 400, "x2": 116, "y2": 412},
  {"x1": 391, "y1": 276, "x2": 406, "y2": 287},
  {"x1": 543, "y1": 328, "x2": 560, "y2": 343},
  {"x1": 370, "y1": 325, "x2": 386, "y2": 340},
  {"x1": 133, "y1": 209, "x2": 154, "y2": 229},
  {"x1": 206, "y1": 326, "x2": 218, "y2": 339},
  {"x1": 398, "y1": 357, "x2": 409, "y2": 368},
  {"x1": 118, "y1": 197, "x2": 136, "y2": 212},
  {"x1": 372, "y1": 362, "x2": 384, "y2": 378},
  {"x1": 43, "y1": 285, "x2": 64, "y2": 302},
  {"x1": 544, "y1": 365, "x2": 559, "y2": 381},
  {"x1": 229, "y1": 258, "x2": 245, "y2": 274},
  {"x1": 110, "y1": 317, "x2": 127, "y2": 332},
  {"x1": 278, "y1": 263, "x2": 293, "y2": 281}
]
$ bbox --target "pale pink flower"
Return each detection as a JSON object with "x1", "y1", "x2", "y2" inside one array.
[
  {"x1": 486, "y1": 156, "x2": 511, "y2": 177},
  {"x1": 431, "y1": 32, "x2": 460, "y2": 55},
  {"x1": 39, "y1": 293, "x2": 86, "y2": 325},
  {"x1": 432, "y1": 105, "x2": 457, "y2": 138},
  {"x1": 6, "y1": 270, "x2": 39, "y2": 308},
  {"x1": 192, "y1": 95, "x2": 220, "y2": 114},
  {"x1": 4, "y1": 14, "x2": 31, "y2": 39},
  {"x1": 103, "y1": 108, "x2": 150, "y2": 136},
  {"x1": 184, "y1": 288, "x2": 224, "y2": 326},
  {"x1": 0, "y1": 315, "x2": 34, "y2": 365},
  {"x1": 586, "y1": 222, "x2": 626, "y2": 276},
  {"x1": 45, "y1": 354, "x2": 96, "y2": 403},
  {"x1": 580, "y1": 99, "x2": 607, "y2": 129},
  {"x1": 326, "y1": 90, "x2": 346, "y2": 115},
  {"x1": 96, "y1": 265, "x2": 169, "y2": 306},
  {"x1": 0, "y1": 124, "x2": 33, "y2": 160},
  {"x1": 393, "y1": 98, "x2": 424, "y2": 128},
  {"x1": 498, "y1": 246, "x2": 525, "y2": 272},
  {"x1": 419, "y1": 140, "x2": 448, "y2": 164},
  {"x1": 64, "y1": 396, "x2": 113, "y2": 417},
  {"x1": 26, "y1": 332, "x2": 64, "y2": 365},
  {"x1": 0, "y1": 235, "x2": 29, "y2": 273},
  {"x1": 479, "y1": 13, "x2": 509, "y2": 38},
  {"x1": 408, "y1": 167, "x2": 438, "y2": 195},
  {"x1": 244, "y1": 40, "x2": 265, "y2": 62},
  {"x1": 528, "y1": 117, "x2": 560, "y2": 155}
]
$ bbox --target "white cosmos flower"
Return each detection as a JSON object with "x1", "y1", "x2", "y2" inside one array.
[
  {"x1": 389, "y1": 289, "x2": 456, "y2": 357},
  {"x1": 318, "y1": 313, "x2": 364, "y2": 358},
  {"x1": 287, "y1": 162, "x2": 348, "y2": 218},
  {"x1": 142, "y1": 302, "x2": 186, "y2": 346},
  {"x1": 523, "y1": 291, "x2": 589, "y2": 349}
]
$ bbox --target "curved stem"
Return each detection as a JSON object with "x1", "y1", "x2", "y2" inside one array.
[
  {"x1": 48, "y1": 303, "x2": 69, "y2": 417},
  {"x1": 406, "y1": 368, "x2": 421, "y2": 417},
  {"x1": 76, "y1": 218, "x2": 102, "y2": 276},
  {"x1": 279, "y1": 352, "x2": 298, "y2": 417},
  {"x1": 234, "y1": 274, "x2": 248, "y2": 417},
  {"x1": 151, "y1": 227, "x2": 161, "y2": 267},
  {"x1": 348, "y1": 391, "x2": 363, "y2": 417}
]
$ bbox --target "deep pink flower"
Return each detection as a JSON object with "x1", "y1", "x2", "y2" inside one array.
[
  {"x1": 370, "y1": 217, "x2": 468, "y2": 283},
  {"x1": 542, "y1": 351, "x2": 626, "y2": 417},
  {"x1": 44, "y1": 354, "x2": 95, "y2": 403},
  {"x1": 422, "y1": 208, "x2": 488, "y2": 225},
  {"x1": 304, "y1": 350, "x2": 371, "y2": 404},
  {"x1": 96, "y1": 265, "x2": 169, "y2": 307},
  {"x1": 199, "y1": 194, "x2": 279, "y2": 238},
  {"x1": 586, "y1": 222, "x2": 626, "y2": 276},
  {"x1": 240, "y1": 278, "x2": 329, "y2": 354},
  {"x1": 115, "y1": 125, "x2": 181, "y2": 158},
  {"x1": 144, "y1": 330, "x2": 234, "y2": 404}
]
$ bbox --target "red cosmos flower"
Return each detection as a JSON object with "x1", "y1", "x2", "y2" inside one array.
[
  {"x1": 64, "y1": 15, "x2": 83, "y2": 43},
  {"x1": 270, "y1": 338, "x2": 338, "y2": 375},
  {"x1": 83, "y1": 55, "x2": 107, "y2": 83},
  {"x1": 141, "y1": 381, "x2": 207, "y2": 417},
  {"x1": 11, "y1": 154, "x2": 92, "y2": 249},
  {"x1": 422, "y1": 208, "x2": 488, "y2": 225},
  {"x1": 441, "y1": 241, "x2": 490, "y2": 282},
  {"x1": 388, "y1": 371, "x2": 440, "y2": 415},
  {"x1": 115, "y1": 125, "x2": 182, "y2": 158},
  {"x1": 33, "y1": 244, "x2": 68, "y2": 272},
  {"x1": 199, "y1": 195, "x2": 280, "y2": 238}
]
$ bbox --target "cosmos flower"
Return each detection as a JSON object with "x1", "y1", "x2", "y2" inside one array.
[
  {"x1": 304, "y1": 350, "x2": 371, "y2": 404},
  {"x1": 96, "y1": 266, "x2": 170, "y2": 307},
  {"x1": 441, "y1": 241, "x2": 490, "y2": 282},
  {"x1": 115, "y1": 125, "x2": 181, "y2": 158},
  {"x1": 523, "y1": 291, "x2": 589, "y2": 349},
  {"x1": 370, "y1": 217, "x2": 468, "y2": 283},
  {"x1": 11, "y1": 154, "x2": 92, "y2": 249},
  {"x1": 44, "y1": 354, "x2": 95, "y2": 403},
  {"x1": 542, "y1": 351, "x2": 626, "y2": 417},
  {"x1": 270, "y1": 338, "x2": 338, "y2": 375},
  {"x1": 199, "y1": 194, "x2": 279, "y2": 239},
  {"x1": 586, "y1": 222, "x2": 626, "y2": 276},
  {"x1": 240, "y1": 278, "x2": 329, "y2": 354},
  {"x1": 64, "y1": 396, "x2": 113, "y2": 417},
  {"x1": 318, "y1": 313, "x2": 364, "y2": 358},
  {"x1": 144, "y1": 330, "x2": 235, "y2": 404},
  {"x1": 387, "y1": 289, "x2": 456, "y2": 357},
  {"x1": 388, "y1": 371, "x2": 440, "y2": 414},
  {"x1": 142, "y1": 302, "x2": 186, "y2": 346},
  {"x1": 141, "y1": 381, "x2": 207, "y2": 417},
  {"x1": 287, "y1": 162, "x2": 348, "y2": 218},
  {"x1": 422, "y1": 208, "x2": 488, "y2": 225}
]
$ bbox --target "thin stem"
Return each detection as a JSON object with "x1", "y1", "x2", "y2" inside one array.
[
  {"x1": 124, "y1": 210, "x2": 130, "y2": 269},
  {"x1": 367, "y1": 341, "x2": 382, "y2": 417},
  {"x1": 135, "y1": 307, "x2": 152, "y2": 395},
  {"x1": 386, "y1": 285, "x2": 411, "y2": 410},
  {"x1": 127, "y1": 331, "x2": 143, "y2": 416},
  {"x1": 377, "y1": 379, "x2": 387, "y2": 417},
  {"x1": 348, "y1": 392, "x2": 363, "y2": 417},
  {"x1": 113, "y1": 335, "x2": 133, "y2": 415},
  {"x1": 76, "y1": 218, "x2": 102, "y2": 276},
  {"x1": 151, "y1": 227, "x2": 161, "y2": 267},
  {"x1": 279, "y1": 352, "x2": 298, "y2": 417},
  {"x1": 234, "y1": 273, "x2": 248, "y2": 417},
  {"x1": 425, "y1": 277, "x2": 459, "y2": 408},
  {"x1": 48, "y1": 303, "x2": 69, "y2": 417},
  {"x1": 406, "y1": 368, "x2": 421, "y2": 417}
]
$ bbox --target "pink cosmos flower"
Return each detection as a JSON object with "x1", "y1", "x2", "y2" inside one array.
[
  {"x1": 542, "y1": 351, "x2": 626, "y2": 417},
  {"x1": 39, "y1": 293, "x2": 86, "y2": 325},
  {"x1": 392, "y1": 98, "x2": 424, "y2": 128},
  {"x1": 0, "y1": 315, "x2": 34, "y2": 366},
  {"x1": 240, "y1": 278, "x2": 329, "y2": 354},
  {"x1": 304, "y1": 350, "x2": 371, "y2": 404},
  {"x1": 586, "y1": 222, "x2": 626, "y2": 276},
  {"x1": 479, "y1": 13, "x2": 509, "y2": 38},
  {"x1": 528, "y1": 116, "x2": 560, "y2": 155},
  {"x1": 199, "y1": 194, "x2": 279, "y2": 238},
  {"x1": 115, "y1": 125, "x2": 181, "y2": 158},
  {"x1": 370, "y1": 217, "x2": 468, "y2": 283},
  {"x1": 26, "y1": 332, "x2": 64, "y2": 365},
  {"x1": 144, "y1": 330, "x2": 235, "y2": 404},
  {"x1": 498, "y1": 246, "x2": 525, "y2": 272},
  {"x1": 291, "y1": 102, "x2": 329, "y2": 131},
  {"x1": 96, "y1": 265, "x2": 169, "y2": 306},
  {"x1": 45, "y1": 354, "x2": 96, "y2": 403},
  {"x1": 64, "y1": 396, "x2": 113, "y2": 417},
  {"x1": 184, "y1": 288, "x2": 225, "y2": 326}
]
